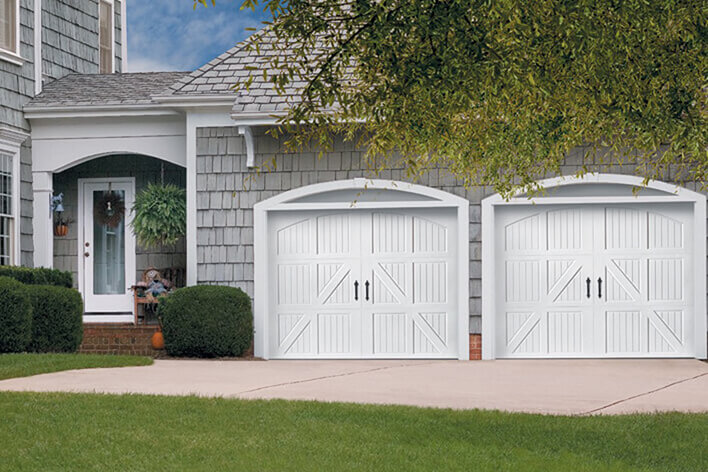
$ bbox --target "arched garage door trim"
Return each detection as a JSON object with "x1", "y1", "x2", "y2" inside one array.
[
  {"x1": 481, "y1": 173, "x2": 707, "y2": 360},
  {"x1": 254, "y1": 178, "x2": 470, "y2": 359}
]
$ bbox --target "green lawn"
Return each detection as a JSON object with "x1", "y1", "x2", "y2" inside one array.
[
  {"x1": 0, "y1": 353, "x2": 152, "y2": 380},
  {"x1": 0, "y1": 392, "x2": 705, "y2": 471}
]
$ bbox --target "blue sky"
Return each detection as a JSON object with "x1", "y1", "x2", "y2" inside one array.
[{"x1": 127, "y1": 1, "x2": 269, "y2": 72}]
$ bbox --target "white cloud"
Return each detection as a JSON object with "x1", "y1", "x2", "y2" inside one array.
[
  {"x1": 126, "y1": 0, "x2": 266, "y2": 73},
  {"x1": 127, "y1": 57, "x2": 182, "y2": 73}
]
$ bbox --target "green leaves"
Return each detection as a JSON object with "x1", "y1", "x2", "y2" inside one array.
[
  {"x1": 230, "y1": 0, "x2": 706, "y2": 196},
  {"x1": 130, "y1": 183, "x2": 187, "y2": 249}
]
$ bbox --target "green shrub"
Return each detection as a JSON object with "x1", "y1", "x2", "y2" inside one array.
[
  {"x1": 159, "y1": 285, "x2": 253, "y2": 358},
  {"x1": 0, "y1": 266, "x2": 72, "y2": 288},
  {"x1": 28, "y1": 285, "x2": 84, "y2": 353},
  {"x1": 0, "y1": 277, "x2": 32, "y2": 353}
]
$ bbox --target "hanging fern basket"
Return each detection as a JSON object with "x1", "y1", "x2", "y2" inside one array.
[{"x1": 131, "y1": 183, "x2": 186, "y2": 249}]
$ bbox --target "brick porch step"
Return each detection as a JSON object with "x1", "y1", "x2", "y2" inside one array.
[{"x1": 80, "y1": 324, "x2": 161, "y2": 357}]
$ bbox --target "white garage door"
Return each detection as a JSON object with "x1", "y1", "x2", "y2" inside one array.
[
  {"x1": 269, "y1": 208, "x2": 459, "y2": 358},
  {"x1": 496, "y1": 203, "x2": 695, "y2": 358}
]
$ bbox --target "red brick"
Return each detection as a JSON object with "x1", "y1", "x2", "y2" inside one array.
[
  {"x1": 469, "y1": 334, "x2": 482, "y2": 360},
  {"x1": 79, "y1": 324, "x2": 160, "y2": 357}
]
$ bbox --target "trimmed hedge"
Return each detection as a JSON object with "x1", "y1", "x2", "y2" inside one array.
[
  {"x1": 0, "y1": 277, "x2": 32, "y2": 353},
  {"x1": 0, "y1": 266, "x2": 72, "y2": 288},
  {"x1": 159, "y1": 285, "x2": 253, "y2": 358},
  {"x1": 28, "y1": 285, "x2": 84, "y2": 353}
]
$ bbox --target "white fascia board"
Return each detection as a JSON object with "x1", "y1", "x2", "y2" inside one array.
[
  {"x1": 230, "y1": 112, "x2": 367, "y2": 127},
  {"x1": 24, "y1": 105, "x2": 182, "y2": 120},
  {"x1": 152, "y1": 95, "x2": 236, "y2": 106}
]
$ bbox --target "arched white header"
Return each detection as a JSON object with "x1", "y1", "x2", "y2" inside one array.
[{"x1": 255, "y1": 178, "x2": 469, "y2": 211}]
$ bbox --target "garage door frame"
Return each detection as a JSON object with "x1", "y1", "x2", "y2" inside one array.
[
  {"x1": 254, "y1": 178, "x2": 470, "y2": 360},
  {"x1": 481, "y1": 173, "x2": 707, "y2": 360}
]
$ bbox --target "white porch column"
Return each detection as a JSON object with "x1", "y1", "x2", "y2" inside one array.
[
  {"x1": 185, "y1": 116, "x2": 197, "y2": 286},
  {"x1": 32, "y1": 171, "x2": 53, "y2": 268}
]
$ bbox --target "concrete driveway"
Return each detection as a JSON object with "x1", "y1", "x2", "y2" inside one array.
[{"x1": 0, "y1": 359, "x2": 706, "y2": 415}]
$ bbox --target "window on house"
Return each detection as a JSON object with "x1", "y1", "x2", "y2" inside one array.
[
  {"x1": 99, "y1": 0, "x2": 113, "y2": 73},
  {"x1": 0, "y1": 0, "x2": 17, "y2": 54},
  {"x1": 0, "y1": 153, "x2": 13, "y2": 266}
]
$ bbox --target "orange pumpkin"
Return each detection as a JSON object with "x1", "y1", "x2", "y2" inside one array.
[{"x1": 151, "y1": 331, "x2": 165, "y2": 350}]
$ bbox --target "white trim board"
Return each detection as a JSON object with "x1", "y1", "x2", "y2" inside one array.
[
  {"x1": 0, "y1": 127, "x2": 29, "y2": 266},
  {"x1": 253, "y1": 178, "x2": 470, "y2": 360},
  {"x1": 481, "y1": 173, "x2": 707, "y2": 360}
]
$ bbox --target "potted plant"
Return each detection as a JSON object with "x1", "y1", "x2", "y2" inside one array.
[
  {"x1": 130, "y1": 183, "x2": 186, "y2": 248},
  {"x1": 53, "y1": 216, "x2": 75, "y2": 237},
  {"x1": 51, "y1": 193, "x2": 74, "y2": 237}
]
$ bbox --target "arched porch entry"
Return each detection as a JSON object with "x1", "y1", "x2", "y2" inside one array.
[
  {"x1": 253, "y1": 178, "x2": 470, "y2": 360},
  {"x1": 36, "y1": 153, "x2": 186, "y2": 322},
  {"x1": 481, "y1": 174, "x2": 707, "y2": 360}
]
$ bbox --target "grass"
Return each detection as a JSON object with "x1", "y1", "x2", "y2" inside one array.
[
  {"x1": 0, "y1": 392, "x2": 705, "y2": 471},
  {"x1": 0, "y1": 353, "x2": 153, "y2": 380}
]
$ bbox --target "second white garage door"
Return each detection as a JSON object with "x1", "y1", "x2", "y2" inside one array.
[
  {"x1": 495, "y1": 203, "x2": 695, "y2": 358},
  {"x1": 269, "y1": 208, "x2": 459, "y2": 358}
]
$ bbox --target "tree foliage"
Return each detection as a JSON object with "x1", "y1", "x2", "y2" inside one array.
[{"x1": 196, "y1": 0, "x2": 707, "y2": 196}]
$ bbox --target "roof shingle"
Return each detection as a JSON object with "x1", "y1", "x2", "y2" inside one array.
[{"x1": 26, "y1": 72, "x2": 190, "y2": 108}]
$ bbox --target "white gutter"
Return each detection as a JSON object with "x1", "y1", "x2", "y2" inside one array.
[{"x1": 152, "y1": 95, "x2": 235, "y2": 105}]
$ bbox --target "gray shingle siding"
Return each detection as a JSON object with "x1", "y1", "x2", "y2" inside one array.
[
  {"x1": 41, "y1": 0, "x2": 123, "y2": 81},
  {"x1": 0, "y1": 0, "x2": 36, "y2": 132},
  {"x1": 196, "y1": 126, "x2": 708, "y2": 335}
]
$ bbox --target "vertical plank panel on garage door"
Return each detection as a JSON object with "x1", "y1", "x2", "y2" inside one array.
[
  {"x1": 270, "y1": 211, "x2": 362, "y2": 358},
  {"x1": 497, "y1": 206, "x2": 595, "y2": 357},
  {"x1": 496, "y1": 203, "x2": 694, "y2": 359},
  {"x1": 595, "y1": 204, "x2": 694, "y2": 357},
  {"x1": 270, "y1": 208, "x2": 459, "y2": 359},
  {"x1": 361, "y1": 208, "x2": 458, "y2": 358}
]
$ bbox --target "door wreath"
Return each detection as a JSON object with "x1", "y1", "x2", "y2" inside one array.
[{"x1": 94, "y1": 191, "x2": 125, "y2": 227}]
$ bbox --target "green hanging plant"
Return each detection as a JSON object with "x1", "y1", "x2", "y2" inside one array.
[{"x1": 131, "y1": 183, "x2": 186, "y2": 249}]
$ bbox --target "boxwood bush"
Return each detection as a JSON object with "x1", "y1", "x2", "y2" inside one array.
[
  {"x1": 159, "y1": 285, "x2": 253, "y2": 358},
  {"x1": 0, "y1": 277, "x2": 33, "y2": 353},
  {"x1": 28, "y1": 285, "x2": 84, "y2": 353},
  {"x1": 0, "y1": 266, "x2": 72, "y2": 288}
]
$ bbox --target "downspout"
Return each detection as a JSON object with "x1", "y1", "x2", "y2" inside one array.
[
  {"x1": 34, "y1": 0, "x2": 41, "y2": 95},
  {"x1": 237, "y1": 125, "x2": 255, "y2": 168}
]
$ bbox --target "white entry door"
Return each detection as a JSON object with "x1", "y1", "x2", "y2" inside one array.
[
  {"x1": 269, "y1": 209, "x2": 458, "y2": 358},
  {"x1": 80, "y1": 179, "x2": 136, "y2": 313},
  {"x1": 496, "y1": 204, "x2": 695, "y2": 358}
]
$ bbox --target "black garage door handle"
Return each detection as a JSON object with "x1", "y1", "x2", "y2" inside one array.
[{"x1": 598, "y1": 277, "x2": 603, "y2": 299}]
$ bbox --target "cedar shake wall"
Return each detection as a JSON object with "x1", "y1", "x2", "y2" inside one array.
[
  {"x1": 42, "y1": 0, "x2": 123, "y2": 81},
  {"x1": 195, "y1": 126, "x2": 708, "y2": 335}
]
